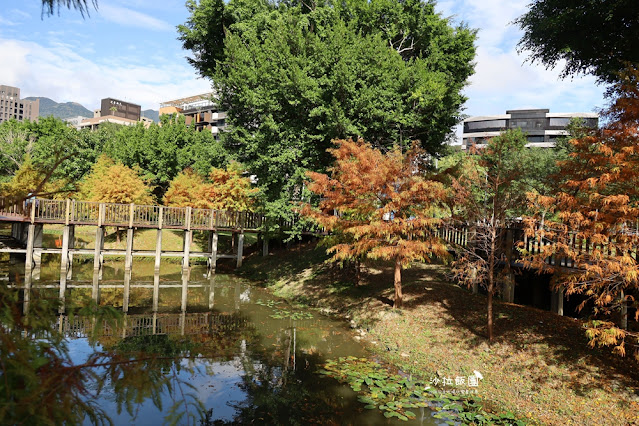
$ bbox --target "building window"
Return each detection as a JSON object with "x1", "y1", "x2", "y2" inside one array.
[
  {"x1": 466, "y1": 119, "x2": 506, "y2": 130},
  {"x1": 527, "y1": 136, "x2": 545, "y2": 143},
  {"x1": 549, "y1": 117, "x2": 571, "y2": 127}
]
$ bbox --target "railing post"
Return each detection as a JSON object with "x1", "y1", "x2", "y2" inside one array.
[
  {"x1": 124, "y1": 227, "x2": 134, "y2": 272},
  {"x1": 209, "y1": 231, "x2": 218, "y2": 274},
  {"x1": 129, "y1": 203, "x2": 135, "y2": 229},
  {"x1": 158, "y1": 206, "x2": 163, "y2": 230},
  {"x1": 93, "y1": 226, "x2": 104, "y2": 271},
  {"x1": 98, "y1": 203, "x2": 105, "y2": 227},
  {"x1": 65, "y1": 199, "x2": 71, "y2": 226},
  {"x1": 92, "y1": 268, "x2": 100, "y2": 303},
  {"x1": 154, "y1": 228, "x2": 162, "y2": 272},
  {"x1": 25, "y1": 223, "x2": 35, "y2": 271},
  {"x1": 183, "y1": 207, "x2": 192, "y2": 270},
  {"x1": 153, "y1": 272, "x2": 160, "y2": 312},
  {"x1": 30, "y1": 197, "x2": 36, "y2": 223}
]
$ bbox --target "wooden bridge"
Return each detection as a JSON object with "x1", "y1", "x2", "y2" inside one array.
[
  {"x1": 0, "y1": 197, "x2": 294, "y2": 277},
  {"x1": 437, "y1": 224, "x2": 635, "y2": 321}
]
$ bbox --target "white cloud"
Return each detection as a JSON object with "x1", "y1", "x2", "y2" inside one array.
[
  {"x1": 98, "y1": 4, "x2": 173, "y2": 32},
  {"x1": 0, "y1": 38, "x2": 211, "y2": 110},
  {"x1": 435, "y1": 0, "x2": 606, "y2": 144}
]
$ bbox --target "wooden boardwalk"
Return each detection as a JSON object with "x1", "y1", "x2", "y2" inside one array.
[
  {"x1": 0, "y1": 197, "x2": 269, "y2": 231},
  {"x1": 0, "y1": 197, "x2": 291, "y2": 278}
]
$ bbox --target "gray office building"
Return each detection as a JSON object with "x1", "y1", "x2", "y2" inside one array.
[{"x1": 462, "y1": 109, "x2": 598, "y2": 150}]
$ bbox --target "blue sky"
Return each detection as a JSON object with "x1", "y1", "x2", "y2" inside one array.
[{"x1": 0, "y1": 0, "x2": 606, "y2": 141}]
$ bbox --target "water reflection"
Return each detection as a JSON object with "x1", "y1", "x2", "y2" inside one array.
[{"x1": 3, "y1": 260, "x2": 435, "y2": 425}]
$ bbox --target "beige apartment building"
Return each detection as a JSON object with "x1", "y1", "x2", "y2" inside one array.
[
  {"x1": 75, "y1": 98, "x2": 150, "y2": 130},
  {"x1": 160, "y1": 93, "x2": 227, "y2": 139},
  {"x1": 0, "y1": 85, "x2": 39, "y2": 124}
]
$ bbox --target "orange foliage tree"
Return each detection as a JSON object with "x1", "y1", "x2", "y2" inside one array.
[
  {"x1": 162, "y1": 168, "x2": 208, "y2": 208},
  {"x1": 302, "y1": 139, "x2": 448, "y2": 308},
  {"x1": 163, "y1": 162, "x2": 258, "y2": 211},
  {"x1": 524, "y1": 66, "x2": 639, "y2": 358},
  {"x1": 79, "y1": 155, "x2": 153, "y2": 204}
]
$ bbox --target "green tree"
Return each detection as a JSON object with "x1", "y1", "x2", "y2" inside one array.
[
  {"x1": 516, "y1": 0, "x2": 639, "y2": 84},
  {"x1": 179, "y1": 0, "x2": 476, "y2": 216},
  {"x1": 102, "y1": 116, "x2": 228, "y2": 199},
  {"x1": 446, "y1": 129, "x2": 531, "y2": 341},
  {"x1": 177, "y1": 0, "x2": 231, "y2": 77},
  {"x1": 0, "y1": 119, "x2": 32, "y2": 181}
]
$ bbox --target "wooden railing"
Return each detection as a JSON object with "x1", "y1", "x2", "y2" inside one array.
[
  {"x1": 439, "y1": 223, "x2": 639, "y2": 269},
  {"x1": 0, "y1": 197, "x2": 322, "y2": 233}
]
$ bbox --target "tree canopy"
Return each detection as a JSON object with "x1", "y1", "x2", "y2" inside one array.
[
  {"x1": 523, "y1": 66, "x2": 639, "y2": 358},
  {"x1": 302, "y1": 139, "x2": 448, "y2": 307},
  {"x1": 79, "y1": 155, "x2": 153, "y2": 205},
  {"x1": 163, "y1": 163, "x2": 258, "y2": 210},
  {"x1": 179, "y1": 0, "x2": 476, "y2": 212},
  {"x1": 516, "y1": 0, "x2": 639, "y2": 84}
]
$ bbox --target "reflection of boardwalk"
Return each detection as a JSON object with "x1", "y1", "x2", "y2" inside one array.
[{"x1": 57, "y1": 312, "x2": 250, "y2": 338}]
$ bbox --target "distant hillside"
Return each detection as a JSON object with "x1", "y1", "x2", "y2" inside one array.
[
  {"x1": 23, "y1": 97, "x2": 160, "y2": 123},
  {"x1": 142, "y1": 109, "x2": 159, "y2": 123},
  {"x1": 24, "y1": 97, "x2": 92, "y2": 120}
]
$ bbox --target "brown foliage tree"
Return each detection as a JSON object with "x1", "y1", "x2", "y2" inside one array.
[
  {"x1": 302, "y1": 139, "x2": 448, "y2": 308},
  {"x1": 523, "y1": 66, "x2": 639, "y2": 359}
]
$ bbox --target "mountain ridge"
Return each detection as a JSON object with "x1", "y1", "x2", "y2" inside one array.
[{"x1": 24, "y1": 97, "x2": 160, "y2": 123}]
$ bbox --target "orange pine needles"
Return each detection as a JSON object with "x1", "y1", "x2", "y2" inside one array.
[
  {"x1": 301, "y1": 139, "x2": 448, "y2": 308},
  {"x1": 524, "y1": 66, "x2": 639, "y2": 359}
]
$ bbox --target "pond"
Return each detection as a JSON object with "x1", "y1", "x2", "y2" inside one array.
[{"x1": 1, "y1": 258, "x2": 438, "y2": 425}]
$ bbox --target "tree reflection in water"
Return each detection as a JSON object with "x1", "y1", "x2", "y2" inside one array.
[
  {"x1": 1, "y1": 284, "x2": 257, "y2": 425},
  {"x1": 2, "y1": 270, "x2": 381, "y2": 426}
]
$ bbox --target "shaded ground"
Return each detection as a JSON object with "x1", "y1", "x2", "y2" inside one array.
[{"x1": 239, "y1": 241, "x2": 639, "y2": 425}]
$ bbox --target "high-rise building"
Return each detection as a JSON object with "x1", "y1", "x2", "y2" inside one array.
[
  {"x1": 462, "y1": 109, "x2": 598, "y2": 150},
  {"x1": 159, "y1": 93, "x2": 227, "y2": 139},
  {"x1": 0, "y1": 85, "x2": 39, "y2": 124}
]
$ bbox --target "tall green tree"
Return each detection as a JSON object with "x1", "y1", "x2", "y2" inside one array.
[
  {"x1": 516, "y1": 0, "x2": 639, "y2": 84},
  {"x1": 179, "y1": 0, "x2": 476, "y2": 215},
  {"x1": 102, "y1": 116, "x2": 228, "y2": 199}
]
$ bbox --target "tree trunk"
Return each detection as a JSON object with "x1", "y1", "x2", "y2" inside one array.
[
  {"x1": 487, "y1": 228, "x2": 496, "y2": 342},
  {"x1": 356, "y1": 258, "x2": 361, "y2": 286},
  {"x1": 116, "y1": 227, "x2": 121, "y2": 244},
  {"x1": 394, "y1": 256, "x2": 403, "y2": 308},
  {"x1": 487, "y1": 277, "x2": 494, "y2": 342}
]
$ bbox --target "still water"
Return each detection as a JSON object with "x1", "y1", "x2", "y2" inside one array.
[{"x1": 4, "y1": 259, "x2": 437, "y2": 425}]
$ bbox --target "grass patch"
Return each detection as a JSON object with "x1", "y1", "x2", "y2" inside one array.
[{"x1": 239, "y1": 241, "x2": 639, "y2": 425}]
